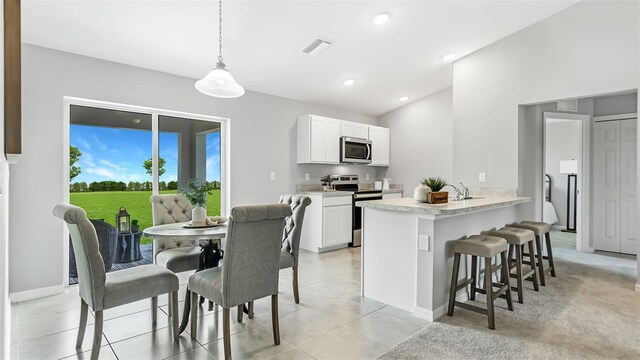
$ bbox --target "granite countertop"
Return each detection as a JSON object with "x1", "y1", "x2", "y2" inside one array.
[{"x1": 357, "y1": 196, "x2": 531, "y2": 216}]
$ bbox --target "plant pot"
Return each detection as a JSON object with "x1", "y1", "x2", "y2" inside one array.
[
  {"x1": 413, "y1": 184, "x2": 431, "y2": 203},
  {"x1": 131, "y1": 225, "x2": 140, "y2": 233},
  {"x1": 192, "y1": 206, "x2": 207, "y2": 225},
  {"x1": 427, "y1": 191, "x2": 448, "y2": 204}
]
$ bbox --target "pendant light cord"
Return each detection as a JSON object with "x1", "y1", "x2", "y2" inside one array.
[{"x1": 218, "y1": 0, "x2": 224, "y2": 63}]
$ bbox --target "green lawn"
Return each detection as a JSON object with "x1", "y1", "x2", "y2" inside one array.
[{"x1": 70, "y1": 190, "x2": 221, "y2": 244}]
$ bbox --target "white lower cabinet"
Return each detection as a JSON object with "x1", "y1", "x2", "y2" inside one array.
[{"x1": 299, "y1": 194, "x2": 353, "y2": 253}]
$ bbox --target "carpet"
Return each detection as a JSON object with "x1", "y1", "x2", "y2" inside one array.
[{"x1": 379, "y1": 238, "x2": 640, "y2": 359}]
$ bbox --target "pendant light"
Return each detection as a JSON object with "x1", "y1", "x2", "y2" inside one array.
[{"x1": 195, "y1": 0, "x2": 245, "y2": 98}]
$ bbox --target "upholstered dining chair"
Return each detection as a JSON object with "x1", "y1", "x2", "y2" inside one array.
[
  {"x1": 54, "y1": 204, "x2": 180, "y2": 360},
  {"x1": 189, "y1": 204, "x2": 292, "y2": 360},
  {"x1": 150, "y1": 194, "x2": 200, "y2": 273},
  {"x1": 278, "y1": 194, "x2": 312, "y2": 303}
]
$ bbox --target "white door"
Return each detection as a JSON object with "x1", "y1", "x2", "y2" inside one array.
[
  {"x1": 310, "y1": 116, "x2": 326, "y2": 162},
  {"x1": 325, "y1": 119, "x2": 341, "y2": 163},
  {"x1": 379, "y1": 128, "x2": 390, "y2": 166},
  {"x1": 620, "y1": 119, "x2": 637, "y2": 254},
  {"x1": 341, "y1": 121, "x2": 356, "y2": 137},
  {"x1": 323, "y1": 206, "x2": 340, "y2": 247},
  {"x1": 355, "y1": 124, "x2": 369, "y2": 139},
  {"x1": 338, "y1": 205, "x2": 353, "y2": 244},
  {"x1": 593, "y1": 121, "x2": 621, "y2": 252},
  {"x1": 369, "y1": 126, "x2": 380, "y2": 165}
]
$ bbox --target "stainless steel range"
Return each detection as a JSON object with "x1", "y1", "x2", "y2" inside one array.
[{"x1": 329, "y1": 175, "x2": 382, "y2": 247}]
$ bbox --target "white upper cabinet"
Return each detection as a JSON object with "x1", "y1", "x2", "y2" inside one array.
[
  {"x1": 341, "y1": 121, "x2": 369, "y2": 139},
  {"x1": 368, "y1": 125, "x2": 390, "y2": 167},
  {"x1": 298, "y1": 115, "x2": 340, "y2": 164},
  {"x1": 298, "y1": 114, "x2": 388, "y2": 166}
]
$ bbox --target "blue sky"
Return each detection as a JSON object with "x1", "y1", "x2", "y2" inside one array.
[{"x1": 71, "y1": 125, "x2": 220, "y2": 184}]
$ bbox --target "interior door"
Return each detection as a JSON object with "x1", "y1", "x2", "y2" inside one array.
[
  {"x1": 620, "y1": 119, "x2": 637, "y2": 254},
  {"x1": 593, "y1": 121, "x2": 621, "y2": 252}
]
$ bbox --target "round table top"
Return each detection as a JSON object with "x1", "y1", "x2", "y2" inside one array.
[{"x1": 143, "y1": 222, "x2": 227, "y2": 240}]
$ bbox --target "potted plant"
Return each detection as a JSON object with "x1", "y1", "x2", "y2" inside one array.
[
  {"x1": 131, "y1": 219, "x2": 140, "y2": 233},
  {"x1": 421, "y1": 177, "x2": 449, "y2": 204},
  {"x1": 178, "y1": 179, "x2": 211, "y2": 225}
]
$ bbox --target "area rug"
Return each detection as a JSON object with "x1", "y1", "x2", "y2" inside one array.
[{"x1": 378, "y1": 244, "x2": 640, "y2": 359}]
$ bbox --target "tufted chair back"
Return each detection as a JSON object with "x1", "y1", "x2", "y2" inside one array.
[
  {"x1": 150, "y1": 194, "x2": 197, "y2": 261},
  {"x1": 53, "y1": 204, "x2": 107, "y2": 310},
  {"x1": 279, "y1": 194, "x2": 312, "y2": 267}
]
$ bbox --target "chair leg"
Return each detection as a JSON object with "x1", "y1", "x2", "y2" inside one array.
[
  {"x1": 90, "y1": 310, "x2": 103, "y2": 360},
  {"x1": 223, "y1": 308, "x2": 232, "y2": 360},
  {"x1": 77, "y1": 299, "x2": 89, "y2": 348},
  {"x1": 171, "y1": 291, "x2": 179, "y2": 340},
  {"x1": 190, "y1": 291, "x2": 198, "y2": 340},
  {"x1": 248, "y1": 301, "x2": 254, "y2": 319},
  {"x1": 292, "y1": 266, "x2": 300, "y2": 304},
  {"x1": 167, "y1": 293, "x2": 173, "y2": 318},
  {"x1": 470, "y1": 255, "x2": 477, "y2": 301},
  {"x1": 515, "y1": 244, "x2": 524, "y2": 304},
  {"x1": 447, "y1": 253, "x2": 461, "y2": 316},
  {"x1": 546, "y1": 232, "x2": 556, "y2": 277},
  {"x1": 151, "y1": 296, "x2": 158, "y2": 325},
  {"x1": 237, "y1": 305, "x2": 243, "y2": 323},
  {"x1": 271, "y1": 294, "x2": 280, "y2": 345},
  {"x1": 484, "y1": 257, "x2": 495, "y2": 330},
  {"x1": 500, "y1": 251, "x2": 513, "y2": 311},
  {"x1": 535, "y1": 235, "x2": 546, "y2": 286},
  {"x1": 528, "y1": 240, "x2": 540, "y2": 292}
]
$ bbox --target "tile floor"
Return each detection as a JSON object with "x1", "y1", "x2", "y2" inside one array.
[{"x1": 10, "y1": 248, "x2": 430, "y2": 359}]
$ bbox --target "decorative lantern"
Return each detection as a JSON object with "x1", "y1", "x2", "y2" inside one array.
[{"x1": 116, "y1": 207, "x2": 131, "y2": 234}]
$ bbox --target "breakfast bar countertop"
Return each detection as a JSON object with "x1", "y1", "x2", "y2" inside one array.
[{"x1": 357, "y1": 196, "x2": 531, "y2": 216}]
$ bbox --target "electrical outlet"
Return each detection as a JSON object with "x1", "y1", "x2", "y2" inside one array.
[
  {"x1": 305, "y1": 173, "x2": 310, "y2": 181},
  {"x1": 479, "y1": 172, "x2": 486, "y2": 183},
  {"x1": 419, "y1": 235, "x2": 430, "y2": 251},
  {"x1": 270, "y1": 172, "x2": 276, "y2": 181},
  {"x1": 365, "y1": 173, "x2": 370, "y2": 180}
]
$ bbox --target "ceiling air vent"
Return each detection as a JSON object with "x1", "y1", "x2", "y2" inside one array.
[{"x1": 302, "y1": 39, "x2": 332, "y2": 56}]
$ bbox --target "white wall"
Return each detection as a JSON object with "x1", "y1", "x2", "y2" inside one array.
[
  {"x1": 10, "y1": 44, "x2": 381, "y2": 295},
  {"x1": 545, "y1": 120, "x2": 581, "y2": 227},
  {"x1": 0, "y1": 3, "x2": 10, "y2": 357},
  {"x1": 453, "y1": 0, "x2": 639, "y2": 189},
  {"x1": 377, "y1": 87, "x2": 453, "y2": 196},
  {"x1": 593, "y1": 92, "x2": 638, "y2": 117}
]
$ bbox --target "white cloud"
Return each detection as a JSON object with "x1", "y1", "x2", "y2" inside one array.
[
  {"x1": 73, "y1": 137, "x2": 91, "y2": 151},
  {"x1": 86, "y1": 167, "x2": 115, "y2": 179},
  {"x1": 79, "y1": 152, "x2": 95, "y2": 167},
  {"x1": 98, "y1": 159, "x2": 125, "y2": 171},
  {"x1": 93, "y1": 134, "x2": 108, "y2": 151}
]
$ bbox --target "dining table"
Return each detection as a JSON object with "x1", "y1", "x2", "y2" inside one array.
[{"x1": 143, "y1": 221, "x2": 228, "y2": 333}]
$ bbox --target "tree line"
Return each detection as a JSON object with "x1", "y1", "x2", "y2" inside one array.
[{"x1": 70, "y1": 180, "x2": 221, "y2": 193}]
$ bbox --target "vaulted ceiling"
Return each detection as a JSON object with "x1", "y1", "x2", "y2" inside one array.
[{"x1": 23, "y1": 0, "x2": 578, "y2": 115}]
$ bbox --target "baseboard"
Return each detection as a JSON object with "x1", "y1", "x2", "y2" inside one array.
[
  {"x1": 413, "y1": 292, "x2": 469, "y2": 322},
  {"x1": 635, "y1": 282, "x2": 640, "y2": 292},
  {"x1": 9, "y1": 284, "x2": 65, "y2": 303}
]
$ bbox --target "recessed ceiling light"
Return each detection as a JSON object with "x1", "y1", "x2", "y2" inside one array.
[
  {"x1": 442, "y1": 53, "x2": 456, "y2": 62},
  {"x1": 343, "y1": 79, "x2": 356, "y2": 86},
  {"x1": 373, "y1": 13, "x2": 390, "y2": 25},
  {"x1": 132, "y1": 118, "x2": 142, "y2": 124},
  {"x1": 398, "y1": 96, "x2": 409, "y2": 102}
]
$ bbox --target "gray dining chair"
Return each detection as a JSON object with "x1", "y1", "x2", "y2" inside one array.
[
  {"x1": 150, "y1": 194, "x2": 200, "y2": 272},
  {"x1": 278, "y1": 194, "x2": 312, "y2": 303},
  {"x1": 54, "y1": 204, "x2": 180, "y2": 360},
  {"x1": 189, "y1": 204, "x2": 292, "y2": 360}
]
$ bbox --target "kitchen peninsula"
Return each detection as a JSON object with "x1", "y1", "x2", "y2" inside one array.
[{"x1": 357, "y1": 196, "x2": 531, "y2": 321}]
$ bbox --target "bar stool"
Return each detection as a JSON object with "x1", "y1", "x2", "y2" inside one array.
[
  {"x1": 507, "y1": 221, "x2": 555, "y2": 286},
  {"x1": 447, "y1": 235, "x2": 513, "y2": 330},
  {"x1": 482, "y1": 227, "x2": 539, "y2": 303}
]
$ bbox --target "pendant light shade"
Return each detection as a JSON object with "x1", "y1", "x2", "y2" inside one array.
[
  {"x1": 195, "y1": 62, "x2": 245, "y2": 98},
  {"x1": 196, "y1": 0, "x2": 244, "y2": 98}
]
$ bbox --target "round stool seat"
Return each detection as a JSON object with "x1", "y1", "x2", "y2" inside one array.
[
  {"x1": 483, "y1": 227, "x2": 535, "y2": 245},
  {"x1": 453, "y1": 235, "x2": 507, "y2": 258},
  {"x1": 508, "y1": 221, "x2": 551, "y2": 236}
]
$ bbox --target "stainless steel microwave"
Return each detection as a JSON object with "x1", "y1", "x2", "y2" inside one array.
[{"x1": 341, "y1": 137, "x2": 372, "y2": 164}]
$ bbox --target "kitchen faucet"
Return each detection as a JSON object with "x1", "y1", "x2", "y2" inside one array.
[{"x1": 448, "y1": 182, "x2": 470, "y2": 200}]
